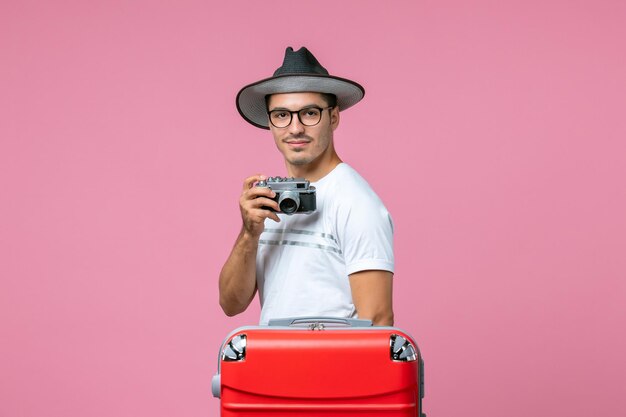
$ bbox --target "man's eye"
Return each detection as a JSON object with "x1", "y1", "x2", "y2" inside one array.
[
  {"x1": 273, "y1": 112, "x2": 288, "y2": 119},
  {"x1": 305, "y1": 110, "x2": 320, "y2": 117}
]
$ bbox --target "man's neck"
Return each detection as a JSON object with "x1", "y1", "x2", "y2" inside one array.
[{"x1": 286, "y1": 152, "x2": 342, "y2": 182}]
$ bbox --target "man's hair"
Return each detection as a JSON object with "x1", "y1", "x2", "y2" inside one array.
[
  {"x1": 318, "y1": 93, "x2": 337, "y2": 108},
  {"x1": 265, "y1": 93, "x2": 337, "y2": 110}
]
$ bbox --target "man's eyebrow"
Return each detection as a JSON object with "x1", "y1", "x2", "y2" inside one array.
[{"x1": 269, "y1": 104, "x2": 322, "y2": 112}]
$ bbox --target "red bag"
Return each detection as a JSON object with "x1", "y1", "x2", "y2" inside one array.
[{"x1": 212, "y1": 317, "x2": 425, "y2": 416}]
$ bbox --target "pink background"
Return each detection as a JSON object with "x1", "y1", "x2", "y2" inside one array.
[{"x1": 1, "y1": 1, "x2": 625, "y2": 416}]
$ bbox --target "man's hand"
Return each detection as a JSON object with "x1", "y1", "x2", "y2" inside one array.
[{"x1": 240, "y1": 175, "x2": 281, "y2": 237}]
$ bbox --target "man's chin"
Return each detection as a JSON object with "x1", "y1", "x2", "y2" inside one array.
[
  {"x1": 286, "y1": 152, "x2": 316, "y2": 166},
  {"x1": 288, "y1": 158, "x2": 311, "y2": 166}
]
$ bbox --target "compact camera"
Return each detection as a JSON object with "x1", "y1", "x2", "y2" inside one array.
[{"x1": 256, "y1": 177, "x2": 316, "y2": 214}]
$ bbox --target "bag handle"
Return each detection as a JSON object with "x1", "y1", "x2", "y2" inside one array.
[{"x1": 267, "y1": 316, "x2": 373, "y2": 327}]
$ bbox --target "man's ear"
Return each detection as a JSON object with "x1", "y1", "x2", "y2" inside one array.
[{"x1": 331, "y1": 106, "x2": 340, "y2": 131}]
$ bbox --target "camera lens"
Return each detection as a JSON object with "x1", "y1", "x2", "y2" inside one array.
[
  {"x1": 278, "y1": 191, "x2": 300, "y2": 214},
  {"x1": 280, "y1": 199, "x2": 297, "y2": 213}
]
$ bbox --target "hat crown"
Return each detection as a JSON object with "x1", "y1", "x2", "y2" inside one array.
[{"x1": 273, "y1": 47, "x2": 329, "y2": 76}]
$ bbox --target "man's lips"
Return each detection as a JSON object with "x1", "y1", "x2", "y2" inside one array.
[{"x1": 285, "y1": 139, "x2": 310, "y2": 147}]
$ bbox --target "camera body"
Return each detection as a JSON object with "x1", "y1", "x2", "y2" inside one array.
[{"x1": 256, "y1": 177, "x2": 316, "y2": 214}]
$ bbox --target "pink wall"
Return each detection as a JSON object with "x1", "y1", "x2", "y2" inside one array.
[{"x1": 1, "y1": 1, "x2": 625, "y2": 416}]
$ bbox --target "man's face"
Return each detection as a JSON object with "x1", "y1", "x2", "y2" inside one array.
[{"x1": 267, "y1": 92, "x2": 339, "y2": 168}]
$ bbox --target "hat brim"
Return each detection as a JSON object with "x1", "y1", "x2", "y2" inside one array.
[{"x1": 236, "y1": 74, "x2": 365, "y2": 129}]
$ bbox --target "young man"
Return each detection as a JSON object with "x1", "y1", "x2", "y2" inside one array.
[{"x1": 219, "y1": 47, "x2": 395, "y2": 325}]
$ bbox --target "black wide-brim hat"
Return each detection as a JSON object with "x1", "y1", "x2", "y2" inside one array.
[{"x1": 236, "y1": 47, "x2": 365, "y2": 129}]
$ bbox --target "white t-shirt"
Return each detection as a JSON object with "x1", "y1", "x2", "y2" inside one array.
[{"x1": 256, "y1": 163, "x2": 394, "y2": 325}]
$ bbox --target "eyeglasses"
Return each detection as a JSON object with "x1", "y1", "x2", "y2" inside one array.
[{"x1": 267, "y1": 106, "x2": 334, "y2": 128}]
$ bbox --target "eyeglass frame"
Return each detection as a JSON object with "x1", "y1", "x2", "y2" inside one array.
[{"x1": 267, "y1": 106, "x2": 335, "y2": 128}]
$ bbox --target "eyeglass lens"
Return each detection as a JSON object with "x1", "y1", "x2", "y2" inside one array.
[{"x1": 269, "y1": 107, "x2": 324, "y2": 128}]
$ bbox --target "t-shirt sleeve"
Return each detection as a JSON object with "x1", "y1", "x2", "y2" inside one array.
[{"x1": 336, "y1": 194, "x2": 395, "y2": 276}]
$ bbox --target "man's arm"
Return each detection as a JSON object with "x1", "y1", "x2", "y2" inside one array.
[
  {"x1": 218, "y1": 229, "x2": 259, "y2": 316},
  {"x1": 349, "y1": 270, "x2": 394, "y2": 326},
  {"x1": 218, "y1": 175, "x2": 280, "y2": 316}
]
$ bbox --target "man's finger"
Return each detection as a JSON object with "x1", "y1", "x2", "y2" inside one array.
[
  {"x1": 244, "y1": 185, "x2": 276, "y2": 201},
  {"x1": 249, "y1": 197, "x2": 280, "y2": 212},
  {"x1": 248, "y1": 208, "x2": 280, "y2": 223},
  {"x1": 242, "y1": 174, "x2": 266, "y2": 191},
  {"x1": 267, "y1": 211, "x2": 281, "y2": 222}
]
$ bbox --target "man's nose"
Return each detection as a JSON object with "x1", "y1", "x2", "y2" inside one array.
[{"x1": 287, "y1": 113, "x2": 305, "y2": 134}]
